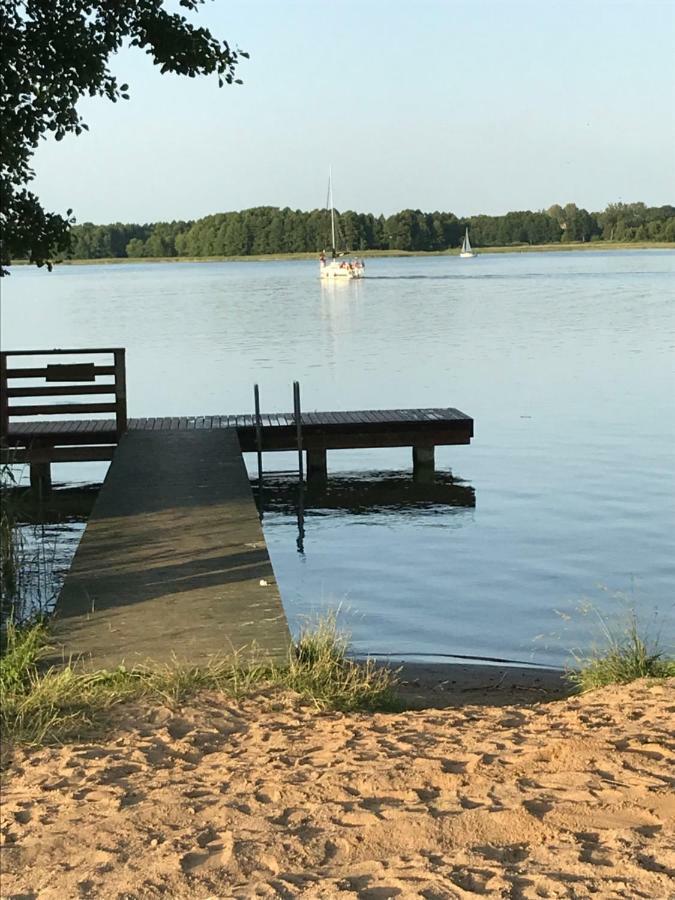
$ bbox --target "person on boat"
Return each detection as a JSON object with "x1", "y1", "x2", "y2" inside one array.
[{"x1": 319, "y1": 251, "x2": 326, "y2": 266}]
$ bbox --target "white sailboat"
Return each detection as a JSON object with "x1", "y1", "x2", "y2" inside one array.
[
  {"x1": 460, "y1": 227, "x2": 476, "y2": 258},
  {"x1": 319, "y1": 168, "x2": 365, "y2": 279}
]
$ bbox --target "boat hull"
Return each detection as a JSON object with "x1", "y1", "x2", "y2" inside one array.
[
  {"x1": 459, "y1": 251, "x2": 476, "y2": 258},
  {"x1": 319, "y1": 261, "x2": 365, "y2": 279}
]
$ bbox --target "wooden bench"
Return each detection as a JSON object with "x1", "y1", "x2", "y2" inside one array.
[{"x1": 0, "y1": 348, "x2": 127, "y2": 492}]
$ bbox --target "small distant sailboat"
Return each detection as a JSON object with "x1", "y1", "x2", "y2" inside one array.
[
  {"x1": 319, "y1": 168, "x2": 365, "y2": 279},
  {"x1": 460, "y1": 227, "x2": 476, "y2": 258}
]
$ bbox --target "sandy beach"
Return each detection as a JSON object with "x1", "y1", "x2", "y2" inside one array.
[{"x1": 1, "y1": 676, "x2": 673, "y2": 899}]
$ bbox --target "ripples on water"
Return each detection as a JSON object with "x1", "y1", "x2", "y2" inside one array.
[{"x1": 2, "y1": 251, "x2": 674, "y2": 666}]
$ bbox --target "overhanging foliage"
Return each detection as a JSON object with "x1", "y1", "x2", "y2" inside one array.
[{"x1": 0, "y1": 0, "x2": 245, "y2": 274}]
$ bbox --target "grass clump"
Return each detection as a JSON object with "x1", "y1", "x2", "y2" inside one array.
[
  {"x1": 1, "y1": 613, "x2": 399, "y2": 752},
  {"x1": 1, "y1": 621, "x2": 141, "y2": 749},
  {"x1": 282, "y1": 612, "x2": 399, "y2": 712},
  {"x1": 567, "y1": 609, "x2": 674, "y2": 692}
]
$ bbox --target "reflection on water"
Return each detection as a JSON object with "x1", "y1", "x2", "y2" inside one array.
[
  {"x1": 254, "y1": 468, "x2": 475, "y2": 561},
  {"x1": 254, "y1": 469, "x2": 475, "y2": 517},
  {"x1": 3, "y1": 487, "x2": 94, "y2": 620}
]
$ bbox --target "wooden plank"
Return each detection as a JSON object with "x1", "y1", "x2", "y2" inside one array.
[
  {"x1": 6, "y1": 365, "x2": 116, "y2": 379},
  {"x1": 113, "y1": 348, "x2": 127, "y2": 437},
  {"x1": 8, "y1": 430, "x2": 118, "y2": 448},
  {"x1": 48, "y1": 446, "x2": 116, "y2": 463},
  {"x1": 308, "y1": 412, "x2": 331, "y2": 426},
  {"x1": 9, "y1": 402, "x2": 118, "y2": 417},
  {"x1": 236, "y1": 420, "x2": 473, "y2": 453},
  {"x1": 0, "y1": 352, "x2": 8, "y2": 439},
  {"x1": 7, "y1": 384, "x2": 115, "y2": 398},
  {"x1": 3, "y1": 348, "x2": 123, "y2": 357},
  {"x1": 2, "y1": 446, "x2": 116, "y2": 464},
  {"x1": 48, "y1": 430, "x2": 291, "y2": 670},
  {"x1": 46, "y1": 363, "x2": 96, "y2": 383}
]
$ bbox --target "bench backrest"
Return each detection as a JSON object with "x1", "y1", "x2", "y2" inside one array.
[{"x1": 0, "y1": 348, "x2": 127, "y2": 440}]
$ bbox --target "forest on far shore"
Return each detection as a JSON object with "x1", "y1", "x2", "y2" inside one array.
[{"x1": 66, "y1": 202, "x2": 675, "y2": 260}]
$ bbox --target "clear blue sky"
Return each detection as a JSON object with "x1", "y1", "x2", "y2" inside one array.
[{"x1": 31, "y1": 0, "x2": 675, "y2": 223}]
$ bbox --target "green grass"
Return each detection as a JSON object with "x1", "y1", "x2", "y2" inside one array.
[
  {"x1": 0, "y1": 613, "x2": 399, "y2": 753},
  {"x1": 567, "y1": 610, "x2": 674, "y2": 692}
]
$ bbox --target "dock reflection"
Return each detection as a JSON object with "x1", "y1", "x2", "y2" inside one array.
[
  {"x1": 252, "y1": 469, "x2": 475, "y2": 517},
  {"x1": 7, "y1": 485, "x2": 98, "y2": 525}
]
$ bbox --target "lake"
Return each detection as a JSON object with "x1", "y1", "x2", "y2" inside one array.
[{"x1": 2, "y1": 250, "x2": 674, "y2": 667}]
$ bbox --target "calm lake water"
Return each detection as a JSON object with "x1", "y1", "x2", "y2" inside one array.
[{"x1": 2, "y1": 251, "x2": 674, "y2": 666}]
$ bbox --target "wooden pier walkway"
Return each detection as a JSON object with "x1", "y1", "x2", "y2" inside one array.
[{"x1": 47, "y1": 429, "x2": 291, "y2": 670}]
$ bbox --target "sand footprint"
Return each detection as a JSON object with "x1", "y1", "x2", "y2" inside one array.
[
  {"x1": 180, "y1": 829, "x2": 234, "y2": 872},
  {"x1": 13, "y1": 804, "x2": 33, "y2": 826}
]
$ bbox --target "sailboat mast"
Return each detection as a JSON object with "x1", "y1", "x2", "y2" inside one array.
[{"x1": 329, "y1": 166, "x2": 337, "y2": 257}]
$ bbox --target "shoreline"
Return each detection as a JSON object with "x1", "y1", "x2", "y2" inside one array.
[
  {"x1": 381, "y1": 659, "x2": 569, "y2": 708},
  {"x1": 10, "y1": 240, "x2": 675, "y2": 269}
]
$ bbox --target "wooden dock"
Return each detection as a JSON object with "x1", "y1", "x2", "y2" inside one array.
[
  {"x1": 46, "y1": 429, "x2": 291, "y2": 670},
  {"x1": 5, "y1": 408, "x2": 473, "y2": 483},
  {"x1": 2, "y1": 348, "x2": 475, "y2": 670}
]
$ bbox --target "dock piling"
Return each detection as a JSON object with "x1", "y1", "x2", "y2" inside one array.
[
  {"x1": 412, "y1": 444, "x2": 435, "y2": 483},
  {"x1": 29, "y1": 461, "x2": 52, "y2": 497},
  {"x1": 253, "y1": 383, "x2": 264, "y2": 517},
  {"x1": 293, "y1": 381, "x2": 304, "y2": 482},
  {"x1": 293, "y1": 381, "x2": 305, "y2": 553},
  {"x1": 307, "y1": 447, "x2": 328, "y2": 482},
  {"x1": 29, "y1": 440, "x2": 52, "y2": 496}
]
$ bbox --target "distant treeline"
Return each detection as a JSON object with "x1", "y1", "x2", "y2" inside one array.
[{"x1": 67, "y1": 202, "x2": 675, "y2": 260}]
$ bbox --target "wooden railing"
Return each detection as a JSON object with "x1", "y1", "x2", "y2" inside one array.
[{"x1": 0, "y1": 348, "x2": 127, "y2": 441}]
